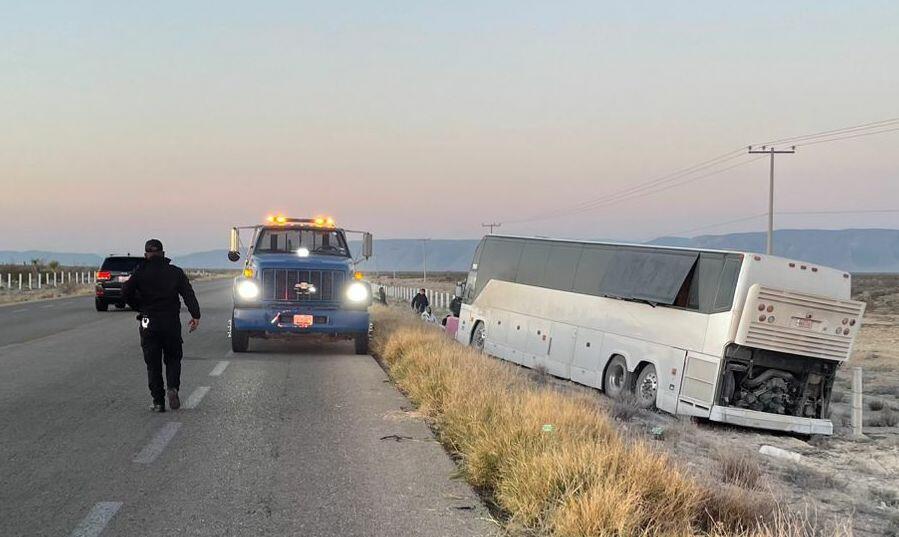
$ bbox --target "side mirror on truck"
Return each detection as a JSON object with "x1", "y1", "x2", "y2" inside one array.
[
  {"x1": 455, "y1": 282, "x2": 465, "y2": 298},
  {"x1": 228, "y1": 227, "x2": 241, "y2": 262},
  {"x1": 362, "y1": 232, "x2": 373, "y2": 260}
]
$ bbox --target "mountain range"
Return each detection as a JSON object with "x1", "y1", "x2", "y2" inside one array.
[{"x1": 2, "y1": 229, "x2": 897, "y2": 273}]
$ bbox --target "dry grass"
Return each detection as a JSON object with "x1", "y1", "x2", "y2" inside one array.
[
  {"x1": 716, "y1": 449, "x2": 763, "y2": 490},
  {"x1": 371, "y1": 307, "x2": 846, "y2": 536}
]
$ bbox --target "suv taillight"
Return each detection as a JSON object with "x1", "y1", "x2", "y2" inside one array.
[{"x1": 97, "y1": 271, "x2": 111, "y2": 281}]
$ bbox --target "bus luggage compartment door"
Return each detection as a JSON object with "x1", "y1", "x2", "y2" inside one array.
[{"x1": 676, "y1": 351, "x2": 720, "y2": 418}]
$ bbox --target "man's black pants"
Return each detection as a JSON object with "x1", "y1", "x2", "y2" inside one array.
[{"x1": 139, "y1": 315, "x2": 183, "y2": 404}]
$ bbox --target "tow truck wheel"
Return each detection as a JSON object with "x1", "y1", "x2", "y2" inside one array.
[
  {"x1": 95, "y1": 299, "x2": 108, "y2": 312},
  {"x1": 354, "y1": 333, "x2": 369, "y2": 355},
  {"x1": 231, "y1": 329, "x2": 249, "y2": 353}
]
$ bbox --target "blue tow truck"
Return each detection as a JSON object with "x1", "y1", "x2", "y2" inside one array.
[{"x1": 227, "y1": 215, "x2": 374, "y2": 354}]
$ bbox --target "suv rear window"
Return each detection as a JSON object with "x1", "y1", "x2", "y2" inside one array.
[{"x1": 101, "y1": 257, "x2": 143, "y2": 272}]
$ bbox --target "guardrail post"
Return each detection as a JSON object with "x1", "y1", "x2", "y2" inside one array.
[
  {"x1": 852, "y1": 367, "x2": 864, "y2": 437},
  {"x1": 6, "y1": 273, "x2": 10, "y2": 289},
  {"x1": 18, "y1": 273, "x2": 22, "y2": 290},
  {"x1": 28, "y1": 273, "x2": 33, "y2": 290},
  {"x1": 38, "y1": 273, "x2": 42, "y2": 289}
]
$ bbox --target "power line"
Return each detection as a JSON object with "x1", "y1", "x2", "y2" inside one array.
[
  {"x1": 664, "y1": 209, "x2": 899, "y2": 238},
  {"x1": 756, "y1": 117, "x2": 899, "y2": 146},
  {"x1": 504, "y1": 152, "x2": 756, "y2": 225},
  {"x1": 499, "y1": 116, "x2": 899, "y2": 227},
  {"x1": 792, "y1": 125, "x2": 899, "y2": 147}
]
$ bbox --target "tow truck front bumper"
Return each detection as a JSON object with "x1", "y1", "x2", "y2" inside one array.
[
  {"x1": 233, "y1": 305, "x2": 369, "y2": 337},
  {"x1": 709, "y1": 405, "x2": 833, "y2": 435}
]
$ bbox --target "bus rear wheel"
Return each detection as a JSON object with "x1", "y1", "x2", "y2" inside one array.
[
  {"x1": 603, "y1": 356, "x2": 632, "y2": 400},
  {"x1": 471, "y1": 322, "x2": 486, "y2": 352},
  {"x1": 634, "y1": 364, "x2": 658, "y2": 409}
]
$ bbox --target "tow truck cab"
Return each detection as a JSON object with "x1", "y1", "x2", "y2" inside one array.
[{"x1": 227, "y1": 216, "x2": 374, "y2": 354}]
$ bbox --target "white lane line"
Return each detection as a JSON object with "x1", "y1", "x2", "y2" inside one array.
[
  {"x1": 41, "y1": 304, "x2": 55, "y2": 309},
  {"x1": 209, "y1": 360, "x2": 229, "y2": 376},
  {"x1": 183, "y1": 386, "x2": 210, "y2": 409},
  {"x1": 12, "y1": 308, "x2": 27, "y2": 313},
  {"x1": 133, "y1": 422, "x2": 181, "y2": 464},
  {"x1": 68, "y1": 501, "x2": 122, "y2": 537}
]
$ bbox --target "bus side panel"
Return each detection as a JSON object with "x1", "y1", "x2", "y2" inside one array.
[
  {"x1": 527, "y1": 317, "x2": 551, "y2": 370},
  {"x1": 507, "y1": 312, "x2": 531, "y2": 367},
  {"x1": 546, "y1": 322, "x2": 577, "y2": 379},
  {"x1": 656, "y1": 348, "x2": 688, "y2": 414},
  {"x1": 572, "y1": 328, "x2": 604, "y2": 388},
  {"x1": 676, "y1": 351, "x2": 720, "y2": 418}
]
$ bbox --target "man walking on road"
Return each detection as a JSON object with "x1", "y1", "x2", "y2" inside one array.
[
  {"x1": 123, "y1": 239, "x2": 201, "y2": 412},
  {"x1": 411, "y1": 288, "x2": 429, "y2": 314}
]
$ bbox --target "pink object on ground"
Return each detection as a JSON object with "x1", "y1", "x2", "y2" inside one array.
[{"x1": 444, "y1": 316, "x2": 459, "y2": 339}]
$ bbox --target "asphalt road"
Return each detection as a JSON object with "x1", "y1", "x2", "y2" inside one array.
[{"x1": 0, "y1": 280, "x2": 495, "y2": 537}]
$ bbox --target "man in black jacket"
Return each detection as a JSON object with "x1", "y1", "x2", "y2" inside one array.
[
  {"x1": 411, "y1": 288, "x2": 429, "y2": 314},
  {"x1": 123, "y1": 239, "x2": 201, "y2": 412}
]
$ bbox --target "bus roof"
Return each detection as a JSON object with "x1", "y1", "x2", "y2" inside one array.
[{"x1": 487, "y1": 234, "x2": 849, "y2": 275}]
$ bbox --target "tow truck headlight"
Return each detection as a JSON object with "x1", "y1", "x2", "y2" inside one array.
[
  {"x1": 346, "y1": 281, "x2": 369, "y2": 302},
  {"x1": 237, "y1": 279, "x2": 260, "y2": 300}
]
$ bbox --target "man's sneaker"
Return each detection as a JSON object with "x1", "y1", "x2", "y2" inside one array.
[
  {"x1": 150, "y1": 403, "x2": 166, "y2": 413},
  {"x1": 167, "y1": 388, "x2": 181, "y2": 410}
]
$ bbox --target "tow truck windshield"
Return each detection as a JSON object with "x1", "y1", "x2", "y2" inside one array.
[{"x1": 254, "y1": 228, "x2": 349, "y2": 257}]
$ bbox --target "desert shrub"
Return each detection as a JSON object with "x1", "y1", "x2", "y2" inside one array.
[
  {"x1": 716, "y1": 449, "x2": 762, "y2": 489},
  {"x1": 868, "y1": 398, "x2": 885, "y2": 411},
  {"x1": 610, "y1": 394, "x2": 639, "y2": 422}
]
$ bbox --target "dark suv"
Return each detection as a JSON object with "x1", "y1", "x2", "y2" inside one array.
[{"x1": 95, "y1": 256, "x2": 144, "y2": 311}]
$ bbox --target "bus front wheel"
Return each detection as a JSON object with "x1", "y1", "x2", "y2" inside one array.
[
  {"x1": 634, "y1": 364, "x2": 658, "y2": 409},
  {"x1": 603, "y1": 356, "x2": 632, "y2": 400}
]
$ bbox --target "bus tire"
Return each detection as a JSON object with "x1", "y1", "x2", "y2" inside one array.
[
  {"x1": 231, "y1": 329, "x2": 250, "y2": 353},
  {"x1": 603, "y1": 355, "x2": 632, "y2": 400},
  {"x1": 634, "y1": 364, "x2": 658, "y2": 409},
  {"x1": 471, "y1": 321, "x2": 486, "y2": 352}
]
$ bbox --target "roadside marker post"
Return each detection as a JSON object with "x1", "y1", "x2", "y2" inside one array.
[{"x1": 851, "y1": 367, "x2": 863, "y2": 437}]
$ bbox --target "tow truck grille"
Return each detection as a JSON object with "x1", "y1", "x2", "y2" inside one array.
[{"x1": 261, "y1": 269, "x2": 346, "y2": 302}]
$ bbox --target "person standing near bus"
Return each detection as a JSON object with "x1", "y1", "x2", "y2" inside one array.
[
  {"x1": 411, "y1": 288, "x2": 429, "y2": 313},
  {"x1": 123, "y1": 239, "x2": 201, "y2": 412}
]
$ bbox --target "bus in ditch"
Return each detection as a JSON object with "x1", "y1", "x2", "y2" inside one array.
[{"x1": 454, "y1": 235, "x2": 866, "y2": 435}]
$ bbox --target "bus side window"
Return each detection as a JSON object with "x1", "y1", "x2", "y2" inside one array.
[
  {"x1": 687, "y1": 253, "x2": 724, "y2": 311},
  {"x1": 712, "y1": 255, "x2": 742, "y2": 311}
]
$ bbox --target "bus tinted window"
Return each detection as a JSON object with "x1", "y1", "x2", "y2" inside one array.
[
  {"x1": 599, "y1": 249, "x2": 698, "y2": 305},
  {"x1": 544, "y1": 244, "x2": 582, "y2": 291},
  {"x1": 687, "y1": 253, "x2": 724, "y2": 311},
  {"x1": 572, "y1": 245, "x2": 615, "y2": 294},
  {"x1": 714, "y1": 255, "x2": 742, "y2": 311},
  {"x1": 516, "y1": 241, "x2": 552, "y2": 286},
  {"x1": 475, "y1": 238, "x2": 523, "y2": 297}
]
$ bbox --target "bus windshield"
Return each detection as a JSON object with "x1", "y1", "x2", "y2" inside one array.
[{"x1": 255, "y1": 228, "x2": 349, "y2": 257}]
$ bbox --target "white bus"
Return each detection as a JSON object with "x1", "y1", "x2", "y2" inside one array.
[{"x1": 454, "y1": 235, "x2": 866, "y2": 435}]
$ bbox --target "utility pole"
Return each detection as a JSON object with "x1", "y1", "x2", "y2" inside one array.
[
  {"x1": 748, "y1": 145, "x2": 795, "y2": 255},
  {"x1": 420, "y1": 239, "x2": 430, "y2": 283},
  {"x1": 482, "y1": 222, "x2": 501, "y2": 234}
]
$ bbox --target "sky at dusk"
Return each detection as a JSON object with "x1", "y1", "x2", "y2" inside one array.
[{"x1": 2, "y1": 1, "x2": 898, "y2": 254}]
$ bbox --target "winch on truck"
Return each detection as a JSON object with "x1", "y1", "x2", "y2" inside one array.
[{"x1": 227, "y1": 215, "x2": 374, "y2": 354}]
